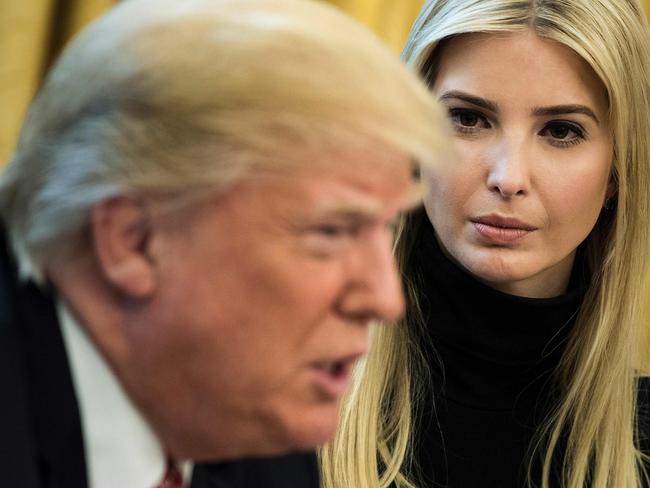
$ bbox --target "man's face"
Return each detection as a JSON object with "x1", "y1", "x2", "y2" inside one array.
[{"x1": 124, "y1": 155, "x2": 412, "y2": 460}]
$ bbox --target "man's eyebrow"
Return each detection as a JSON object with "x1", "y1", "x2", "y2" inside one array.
[
  {"x1": 532, "y1": 104, "x2": 600, "y2": 125},
  {"x1": 438, "y1": 90, "x2": 499, "y2": 113},
  {"x1": 311, "y1": 199, "x2": 414, "y2": 222},
  {"x1": 311, "y1": 182, "x2": 422, "y2": 220},
  {"x1": 311, "y1": 201, "x2": 382, "y2": 220}
]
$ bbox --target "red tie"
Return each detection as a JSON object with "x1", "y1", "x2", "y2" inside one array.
[{"x1": 154, "y1": 458, "x2": 184, "y2": 488}]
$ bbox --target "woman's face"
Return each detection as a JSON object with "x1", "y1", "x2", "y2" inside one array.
[{"x1": 425, "y1": 31, "x2": 614, "y2": 298}]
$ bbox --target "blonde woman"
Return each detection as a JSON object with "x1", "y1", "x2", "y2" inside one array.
[{"x1": 321, "y1": 0, "x2": 650, "y2": 487}]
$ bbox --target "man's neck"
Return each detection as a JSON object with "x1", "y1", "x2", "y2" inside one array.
[{"x1": 57, "y1": 301, "x2": 192, "y2": 487}]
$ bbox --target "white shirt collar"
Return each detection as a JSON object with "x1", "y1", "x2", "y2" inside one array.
[{"x1": 58, "y1": 301, "x2": 192, "y2": 488}]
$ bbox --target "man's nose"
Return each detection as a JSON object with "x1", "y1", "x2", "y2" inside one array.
[
  {"x1": 368, "y1": 239, "x2": 405, "y2": 321},
  {"x1": 340, "y1": 230, "x2": 405, "y2": 323},
  {"x1": 486, "y1": 138, "x2": 531, "y2": 198}
]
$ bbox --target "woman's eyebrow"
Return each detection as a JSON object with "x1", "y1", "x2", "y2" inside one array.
[
  {"x1": 438, "y1": 90, "x2": 499, "y2": 113},
  {"x1": 531, "y1": 105, "x2": 600, "y2": 125}
]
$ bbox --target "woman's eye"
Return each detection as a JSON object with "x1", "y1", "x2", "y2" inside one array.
[
  {"x1": 548, "y1": 125, "x2": 570, "y2": 139},
  {"x1": 540, "y1": 121, "x2": 585, "y2": 147},
  {"x1": 448, "y1": 108, "x2": 490, "y2": 132}
]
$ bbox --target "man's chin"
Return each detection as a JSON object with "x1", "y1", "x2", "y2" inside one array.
[
  {"x1": 276, "y1": 405, "x2": 340, "y2": 452},
  {"x1": 192, "y1": 402, "x2": 340, "y2": 461}
]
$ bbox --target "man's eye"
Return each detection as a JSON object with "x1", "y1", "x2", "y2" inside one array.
[
  {"x1": 300, "y1": 224, "x2": 359, "y2": 258},
  {"x1": 315, "y1": 224, "x2": 357, "y2": 238},
  {"x1": 448, "y1": 108, "x2": 491, "y2": 132}
]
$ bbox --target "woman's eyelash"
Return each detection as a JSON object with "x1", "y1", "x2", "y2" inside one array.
[
  {"x1": 540, "y1": 121, "x2": 586, "y2": 147},
  {"x1": 447, "y1": 107, "x2": 587, "y2": 149},
  {"x1": 447, "y1": 108, "x2": 491, "y2": 133}
]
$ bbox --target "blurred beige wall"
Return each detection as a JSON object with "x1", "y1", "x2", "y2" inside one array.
[
  {"x1": 0, "y1": 0, "x2": 118, "y2": 165},
  {"x1": 329, "y1": 0, "x2": 423, "y2": 51},
  {"x1": 1, "y1": 0, "x2": 649, "y2": 164},
  {"x1": 2, "y1": 0, "x2": 424, "y2": 164}
]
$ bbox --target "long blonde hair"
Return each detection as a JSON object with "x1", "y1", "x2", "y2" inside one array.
[{"x1": 321, "y1": 1, "x2": 650, "y2": 487}]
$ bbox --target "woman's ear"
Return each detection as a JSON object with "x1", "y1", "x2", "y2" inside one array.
[{"x1": 91, "y1": 196, "x2": 157, "y2": 298}]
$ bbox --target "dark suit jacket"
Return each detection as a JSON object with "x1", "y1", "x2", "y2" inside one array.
[{"x1": 0, "y1": 234, "x2": 319, "y2": 488}]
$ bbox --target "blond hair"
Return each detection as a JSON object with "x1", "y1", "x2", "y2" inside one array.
[
  {"x1": 321, "y1": 1, "x2": 650, "y2": 487},
  {"x1": 0, "y1": 0, "x2": 450, "y2": 284}
]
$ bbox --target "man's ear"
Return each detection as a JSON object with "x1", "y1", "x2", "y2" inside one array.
[{"x1": 91, "y1": 196, "x2": 156, "y2": 298}]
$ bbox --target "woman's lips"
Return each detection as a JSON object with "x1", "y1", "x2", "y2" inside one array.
[{"x1": 471, "y1": 214, "x2": 537, "y2": 244}]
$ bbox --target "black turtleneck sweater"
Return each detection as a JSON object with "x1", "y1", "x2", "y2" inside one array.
[{"x1": 412, "y1": 220, "x2": 588, "y2": 488}]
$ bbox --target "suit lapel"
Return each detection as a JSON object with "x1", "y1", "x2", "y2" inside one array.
[
  {"x1": 0, "y1": 231, "x2": 87, "y2": 488},
  {"x1": 17, "y1": 279, "x2": 88, "y2": 488},
  {"x1": 0, "y1": 246, "x2": 40, "y2": 488}
]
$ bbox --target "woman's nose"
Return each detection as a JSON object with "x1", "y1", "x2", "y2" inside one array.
[{"x1": 486, "y1": 139, "x2": 531, "y2": 197}]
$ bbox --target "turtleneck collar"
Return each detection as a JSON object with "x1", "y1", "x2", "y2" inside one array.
[{"x1": 414, "y1": 218, "x2": 588, "y2": 410}]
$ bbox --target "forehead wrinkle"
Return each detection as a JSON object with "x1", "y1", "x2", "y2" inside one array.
[
  {"x1": 310, "y1": 180, "x2": 422, "y2": 219},
  {"x1": 311, "y1": 200, "x2": 383, "y2": 219}
]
